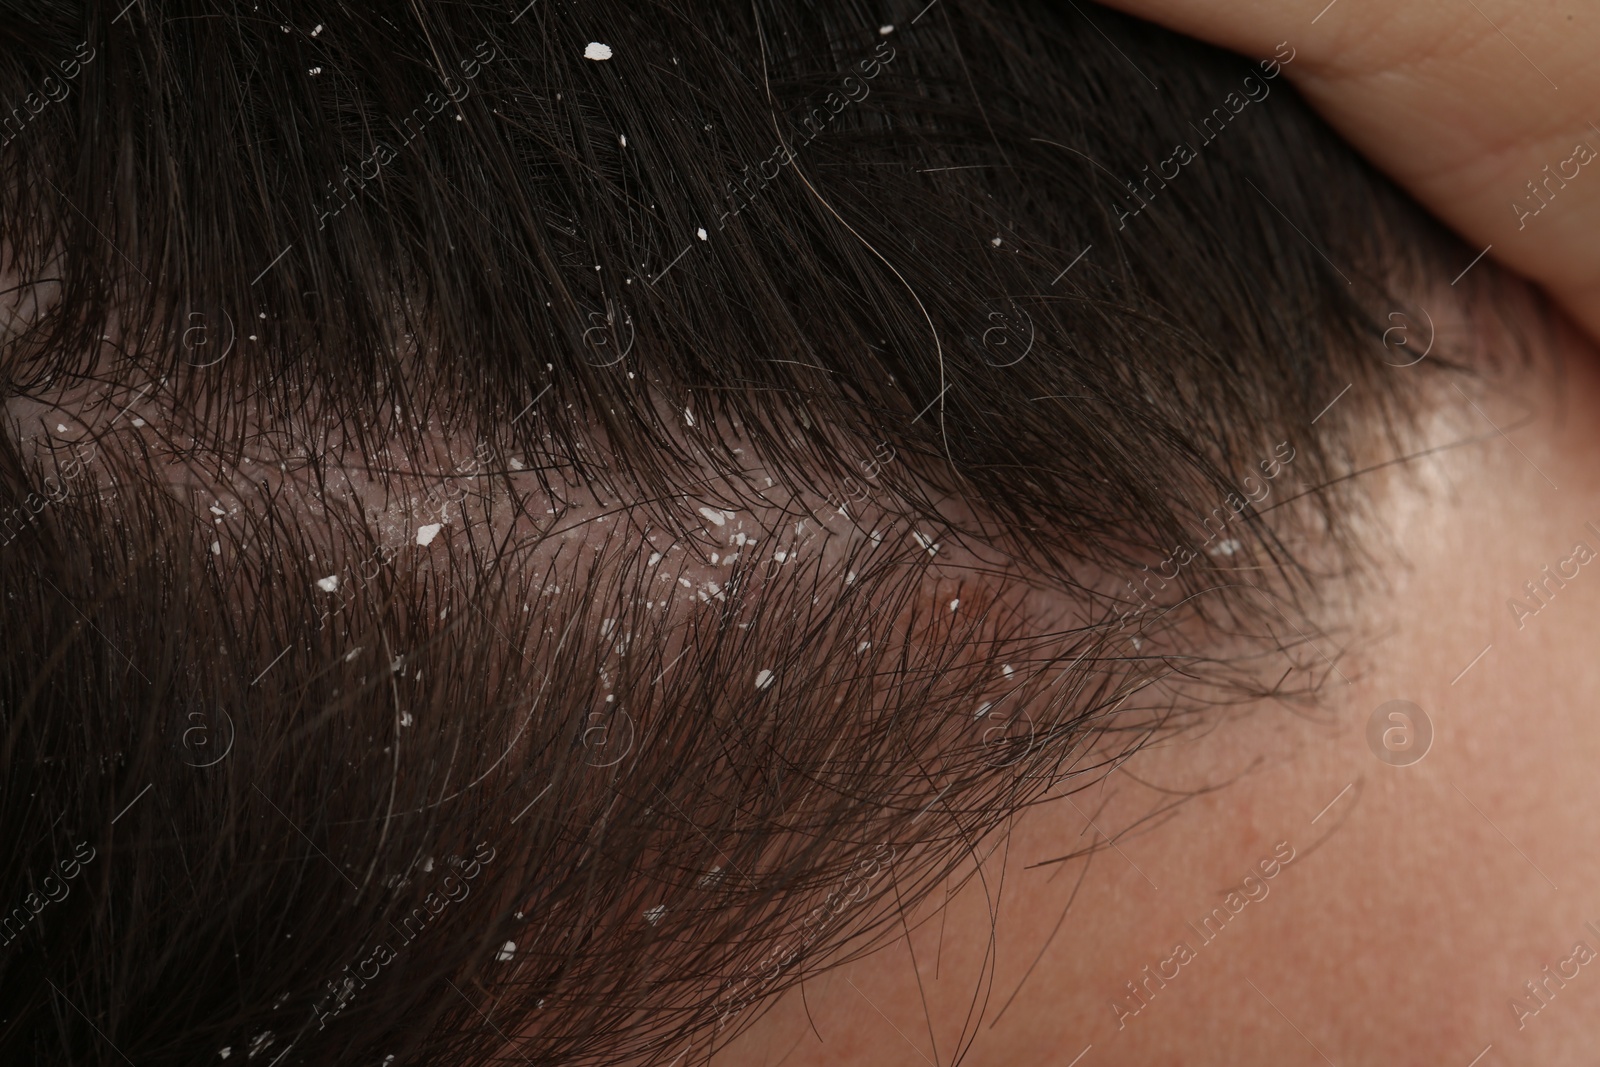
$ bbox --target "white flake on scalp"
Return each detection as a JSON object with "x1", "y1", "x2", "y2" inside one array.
[{"x1": 416, "y1": 522, "x2": 443, "y2": 546}]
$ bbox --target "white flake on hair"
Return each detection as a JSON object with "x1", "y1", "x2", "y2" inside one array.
[
  {"x1": 497, "y1": 941, "x2": 517, "y2": 960},
  {"x1": 643, "y1": 904, "x2": 667, "y2": 925},
  {"x1": 755, "y1": 668, "x2": 774, "y2": 690},
  {"x1": 585, "y1": 42, "x2": 614, "y2": 61},
  {"x1": 315, "y1": 575, "x2": 340, "y2": 592}
]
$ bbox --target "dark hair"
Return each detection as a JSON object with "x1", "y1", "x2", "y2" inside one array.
[{"x1": 0, "y1": 1, "x2": 1515, "y2": 1064}]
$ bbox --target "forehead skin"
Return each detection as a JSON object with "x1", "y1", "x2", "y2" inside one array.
[{"x1": 713, "y1": 308, "x2": 1600, "y2": 1066}]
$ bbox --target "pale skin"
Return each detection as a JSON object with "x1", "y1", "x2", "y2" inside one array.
[{"x1": 713, "y1": 4, "x2": 1600, "y2": 1065}]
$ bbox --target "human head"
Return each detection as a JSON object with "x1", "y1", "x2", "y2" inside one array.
[{"x1": 0, "y1": 2, "x2": 1575, "y2": 1064}]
